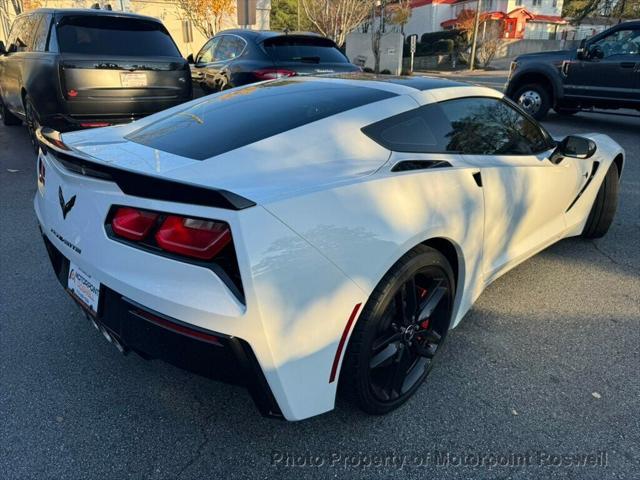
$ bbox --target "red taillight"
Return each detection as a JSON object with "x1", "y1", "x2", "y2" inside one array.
[
  {"x1": 132, "y1": 308, "x2": 223, "y2": 346},
  {"x1": 68, "y1": 89, "x2": 78, "y2": 97},
  {"x1": 253, "y1": 68, "x2": 297, "y2": 80},
  {"x1": 155, "y1": 216, "x2": 231, "y2": 260},
  {"x1": 80, "y1": 122, "x2": 111, "y2": 128},
  {"x1": 111, "y1": 207, "x2": 158, "y2": 241},
  {"x1": 38, "y1": 157, "x2": 46, "y2": 186}
]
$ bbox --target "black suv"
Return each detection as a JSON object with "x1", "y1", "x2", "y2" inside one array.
[
  {"x1": 506, "y1": 21, "x2": 640, "y2": 119},
  {"x1": 0, "y1": 8, "x2": 191, "y2": 148},
  {"x1": 189, "y1": 30, "x2": 359, "y2": 94}
]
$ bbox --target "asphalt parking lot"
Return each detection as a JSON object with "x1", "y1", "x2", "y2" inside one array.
[{"x1": 1, "y1": 108, "x2": 639, "y2": 479}]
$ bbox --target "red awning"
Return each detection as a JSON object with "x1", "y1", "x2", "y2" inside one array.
[
  {"x1": 441, "y1": 10, "x2": 506, "y2": 28},
  {"x1": 530, "y1": 14, "x2": 568, "y2": 24},
  {"x1": 411, "y1": 0, "x2": 457, "y2": 8}
]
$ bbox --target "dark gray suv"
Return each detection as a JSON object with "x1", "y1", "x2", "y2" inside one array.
[{"x1": 0, "y1": 8, "x2": 192, "y2": 149}]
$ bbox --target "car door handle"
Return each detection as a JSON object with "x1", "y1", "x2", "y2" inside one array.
[{"x1": 620, "y1": 62, "x2": 636, "y2": 68}]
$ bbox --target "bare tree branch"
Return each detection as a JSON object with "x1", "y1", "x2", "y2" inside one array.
[{"x1": 302, "y1": 0, "x2": 372, "y2": 47}]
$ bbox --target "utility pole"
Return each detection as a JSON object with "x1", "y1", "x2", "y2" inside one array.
[
  {"x1": 297, "y1": 0, "x2": 300, "y2": 30},
  {"x1": 469, "y1": 0, "x2": 481, "y2": 71}
]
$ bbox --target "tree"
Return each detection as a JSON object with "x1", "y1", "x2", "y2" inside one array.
[
  {"x1": 387, "y1": 0, "x2": 412, "y2": 34},
  {"x1": 301, "y1": 0, "x2": 371, "y2": 47},
  {"x1": 175, "y1": 0, "x2": 236, "y2": 37},
  {"x1": 563, "y1": 0, "x2": 640, "y2": 23},
  {"x1": 270, "y1": 0, "x2": 313, "y2": 31},
  {"x1": 11, "y1": 0, "x2": 42, "y2": 14}
]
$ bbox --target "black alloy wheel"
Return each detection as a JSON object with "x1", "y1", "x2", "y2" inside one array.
[{"x1": 341, "y1": 246, "x2": 455, "y2": 414}]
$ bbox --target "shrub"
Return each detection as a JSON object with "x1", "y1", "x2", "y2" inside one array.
[{"x1": 420, "y1": 29, "x2": 463, "y2": 45}]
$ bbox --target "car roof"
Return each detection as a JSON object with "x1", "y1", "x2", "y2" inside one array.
[
  {"x1": 214, "y1": 29, "x2": 325, "y2": 42},
  {"x1": 23, "y1": 7, "x2": 162, "y2": 23},
  {"x1": 325, "y1": 73, "x2": 467, "y2": 91}
]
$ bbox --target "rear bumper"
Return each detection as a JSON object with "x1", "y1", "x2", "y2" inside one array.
[
  {"x1": 43, "y1": 113, "x2": 147, "y2": 132},
  {"x1": 41, "y1": 233, "x2": 283, "y2": 418},
  {"x1": 42, "y1": 95, "x2": 193, "y2": 132}
]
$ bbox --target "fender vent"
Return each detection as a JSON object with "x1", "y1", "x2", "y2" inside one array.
[
  {"x1": 566, "y1": 162, "x2": 599, "y2": 212},
  {"x1": 391, "y1": 160, "x2": 452, "y2": 172}
]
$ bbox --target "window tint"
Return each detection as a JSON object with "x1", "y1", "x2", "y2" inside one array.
[
  {"x1": 56, "y1": 15, "x2": 180, "y2": 57},
  {"x1": 594, "y1": 28, "x2": 640, "y2": 57},
  {"x1": 196, "y1": 37, "x2": 220, "y2": 64},
  {"x1": 440, "y1": 98, "x2": 552, "y2": 155},
  {"x1": 263, "y1": 36, "x2": 348, "y2": 64},
  {"x1": 126, "y1": 81, "x2": 396, "y2": 160},
  {"x1": 215, "y1": 35, "x2": 245, "y2": 61},
  {"x1": 361, "y1": 103, "x2": 447, "y2": 153},
  {"x1": 32, "y1": 14, "x2": 52, "y2": 52},
  {"x1": 362, "y1": 97, "x2": 553, "y2": 155}
]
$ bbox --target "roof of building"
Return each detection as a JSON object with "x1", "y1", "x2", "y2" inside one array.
[{"x1": 410, "y1": 0, "x2": 458, "y2": 8}]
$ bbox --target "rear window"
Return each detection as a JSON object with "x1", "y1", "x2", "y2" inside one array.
[
  {"x1": 126, "y1": 81, "x2": 395, "y2": 160},
  {"x1": 263, "y1": 36, "x2": 348, "y2": 64},
  {"x1": 56, "y1": 15, "x2": 180, "y2": 57}
]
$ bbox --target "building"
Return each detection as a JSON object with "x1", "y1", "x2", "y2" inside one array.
[
  {"x1": 403, "y1": 0, "x2": 570, "y2": 40},
  {"x1": 0, "y1": 0, "x2": 271, "y2": 56}
]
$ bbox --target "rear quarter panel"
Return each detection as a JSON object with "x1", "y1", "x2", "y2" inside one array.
[
  {"x1": 263, "y1": 166, "x2": 486, "y2": 330},
  {"x1": 22, "y1": 52, "x2": 61, "y2": 118}
]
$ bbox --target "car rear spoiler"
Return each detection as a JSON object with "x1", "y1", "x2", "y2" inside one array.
[{"x1": 36, "y1": 127, "x2": 256, "y2": 211}]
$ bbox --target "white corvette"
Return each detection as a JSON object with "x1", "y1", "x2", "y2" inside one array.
[{"x1": 34, "y1": 75, "x2": 623, "y2": 421}]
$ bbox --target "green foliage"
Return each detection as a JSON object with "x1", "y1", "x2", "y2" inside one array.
[
  {"x1": 270, "y1": 0, "x2": 313, "y2": 32},
  {"x1": 404, "y1": 30, "x2": 463, "y2": 58},
  {"x1": 419, "y1": 29, "x2": 463, "y2": 45}
]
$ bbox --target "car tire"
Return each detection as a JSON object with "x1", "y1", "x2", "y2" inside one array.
[
  {"x1": 512, "y1": 83, "x2": 551, "y2": 120},
  {"x1": 339, "y1": 245, "x2": 455, "y2": 415},
  {"x1": 24, "y1": 95, "x2": 40, "y2": 153},
  {"x1": 582, "y1": 163, "x2": 619, "y2": 239},
  {"x1": 1, "y1": 98, "x2": 22, "y2": 126}
]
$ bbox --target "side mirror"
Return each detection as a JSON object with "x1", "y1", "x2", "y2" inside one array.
[
  {"x1": 576, "y1": 39, "x2": 586, "y2": 59},
  {"x1": 586, "y1": 43, "x2": 604, "y2": 60},
  {"x1": 550, "y1": 135, "x2": 597, "y2": 164},
  {"x1": 186, "y1": 53, "x2": 194, "y2": 64},
  {"x1": 0, "y1": 41, "x2": 5, "y2": 55}
]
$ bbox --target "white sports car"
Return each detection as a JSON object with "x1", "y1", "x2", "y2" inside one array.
[{"x1": 34, "y1": 75, "x2": 623, "y2": 421}]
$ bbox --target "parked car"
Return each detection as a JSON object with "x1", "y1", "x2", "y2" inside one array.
[
  {"x1": 0, "y1": 8, "x2": 192, "y2": 150},
  {"x1": 34, "y1": 74, "x2": 623, "y2": 420},
  {"x1": 505, "y1": 20, "x2": 640, "y2": 120},
  {"x1": 188, "y1": 30, "x2": 360, "y2": 94}
]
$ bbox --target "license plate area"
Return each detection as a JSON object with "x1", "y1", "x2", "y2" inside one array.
[
  {"x1": 67, "y1": 262, "x2": 101, "y2": 316},
  {"x1": 120, "y1": 72, "x2": 147, "y2": 88}
]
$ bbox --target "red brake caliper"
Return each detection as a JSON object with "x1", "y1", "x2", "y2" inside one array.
[{"x1": 417, "y1": 287, "x2": 430, "y2": 330}]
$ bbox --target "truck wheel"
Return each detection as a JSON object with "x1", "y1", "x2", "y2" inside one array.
[
  {"x1": 513, "y1": 84, "x2": 551, "y2": 120},
  {"x1": 1, "y1": 98, "x2": 21, "y2": 126},
  {"x1": 582, "y1": 163, "x2": 619, "y2": 239}
]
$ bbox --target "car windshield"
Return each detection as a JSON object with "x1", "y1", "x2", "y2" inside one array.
[
  {"x1": 263, "y1": 36, "x2": 348, "y2": 64},
  {"x1": 56, "y1": 15, "x2": 180, "y2": 57}
]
